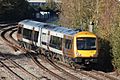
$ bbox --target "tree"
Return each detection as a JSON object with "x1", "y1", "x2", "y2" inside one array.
[
  {"x1": 96, "y1": 0, "x2": 120, "y2": 72},
  {"x1": 59, "y1": 0, "x2": 120, "y2": 72},
  {"x1": 110, "y1": 0, "x2": 120, "y2": 72},
  {"x1": 59, "y1": 0, "x2": 96, "y2": 29},
  {"x1": 36, "y1": 0, "x2": 60, "y2": 12},
  {"x1": 0, "y1": 0, "x2": 33, "y2": 21}
]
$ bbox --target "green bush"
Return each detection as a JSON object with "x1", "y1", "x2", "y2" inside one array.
[{"x1": 111, "y1": 27, "x2": 120, "y2": 71}]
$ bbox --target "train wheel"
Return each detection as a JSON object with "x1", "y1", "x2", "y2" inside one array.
[
  {"x1": 27, "y1": 44, "x2": 31, "y2": 50},
  {"x1": 20, "y1": 42, "x2": 24, "y2": 48},
  {"x1": 36, "y1": 48, "x2": 41, "y2": 54},
  {"x1": 52, "y1": 53, "x2": 55, "y2": 60},
  {"x1": 55, "y1": 54, "x2": 61, "y2": 61},
  {"x1": 62, "y1": 55, "x2": 68, "y2": 63},
  {"x1": 59, "y1": 55, "x2": 63, "y2": 62},
  {"x1": 19, "y1": 41, "x2": 24, "y2": 48},
  {"x1": 29, "y1": 44, "x2": 32, "y2": 50},
  {"x1": 68, "y1": 58, "x2": 75, "y2": 68},
  {"x1": 61, "y1": 55, "x2": 65, "y2": 62},
  {"x1": 41, "y1": 49, "x2": 44, "y2": 55},
  {"x1": 53, "y1": 53, "x2": 60, "y2": 61},
  {"x1": 23, "y1": 43, "x2": 27, "y2": 49},
  {"x1": 45, "y1": 51, "x2": 51, "y2": 59}
]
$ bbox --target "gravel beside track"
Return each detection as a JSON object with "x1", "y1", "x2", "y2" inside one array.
[
  {"x1": 56, "y1": 61, "x2": 120, "y2": 80},
  {"x1": 39, "y1": 55, "x2": 81, "y2": 80},
  {"x1": 0, "y1": 60, "x2": 24, "y2": 80}
]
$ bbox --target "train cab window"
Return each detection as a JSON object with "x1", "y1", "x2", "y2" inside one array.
[
  {"x1": 65, "y1": 39, "x2": 72, "y2": 49},
  {"x1": 34, "y1": 31, "x2": 39, "y2": 42},
  {"x1": 50, "y1": 36, "x2": 62, "y2": 50},
  {"x1": 23, "y1": 28, "x2": 32, "y2": 40},
  {"x1": 77, "y1": 37, "x2": 96, "y2": 50}
]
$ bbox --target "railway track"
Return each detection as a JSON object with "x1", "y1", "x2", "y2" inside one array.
[
  {"x1": 0, "y1": 26, "x2": 40, "y2": 80},
  {"x1": 28, "y1": 53, "x2": 66, "y2": 80},
  {"x1": 0, "y1": 23, "x2": 17, "y2": 31},
  {"x1": 2, "y1": 24, "x2": 119, "y2": 80},
  {"x1": 1, "y1": 27, "x2": 20, "y2": 52},
  {"x1": 1, "y1": 26, "x2": 66, "y2": 80},
  {"x1": 2, "y1": 55, "x2": 39, "y2": 80},
  {"x1": 90, "y1": 70, "x2": 119, "y2": 80},
  {"x1": 0, "y1": 60, "x2": 24, "y2": 80},
  {"x1": 39, "y1": 55, "x2": 81, "y2": 80},
  {"x1": 2, "y1": 27, "x2": 28, "y2": 53},
  {"x1": 0, "y1": 25, "x2": 25, "y2": 80},
  {"x1": 56, "y1": 61, "x2": 119, "y2": 80}
]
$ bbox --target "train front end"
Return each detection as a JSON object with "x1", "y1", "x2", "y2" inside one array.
[{"x1": 74, "y1": 31, "x2": 98, "y2": 65}]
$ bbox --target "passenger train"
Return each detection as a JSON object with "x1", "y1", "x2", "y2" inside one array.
[{"x1": 17, "y1": 19, "x2": 98, "y2": 67}]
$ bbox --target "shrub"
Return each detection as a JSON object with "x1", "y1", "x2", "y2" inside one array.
[{"x1": 111, "y1": 27, "x2": 120, "y2": 72}]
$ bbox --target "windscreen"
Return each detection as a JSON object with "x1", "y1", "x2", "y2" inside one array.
[{"x1": 77, "y1": 37, "x2": 96, "y2": 50}]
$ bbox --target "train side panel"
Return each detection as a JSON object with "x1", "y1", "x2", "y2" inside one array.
[
  {"x1": 41, "y1": 28, "x2": 49, "y2": 50},
  {"x1": 48, "y1": 30, "x2": 64, "y2": 55}
]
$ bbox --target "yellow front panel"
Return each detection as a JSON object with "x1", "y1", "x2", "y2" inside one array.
[
  {"x1": 73, "y1": 31, "x2": 97, "y2": 58},
  {"x1": 77, "y1": 50, "x2": 96, "y2": 57},
  {"x1": 74, "y1": 31, "x2": 96, "y2": 38}
]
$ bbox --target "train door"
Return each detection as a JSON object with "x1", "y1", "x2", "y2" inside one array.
[
  {"x1": 41, "y1": 28, "x2": 49, "y2": 50},
  {"x1": 63, "y1": 35, "x2": 74, "y2": 57},
  {"x1": 37, "y1": 27, "x2": 42, "y2": 47}
]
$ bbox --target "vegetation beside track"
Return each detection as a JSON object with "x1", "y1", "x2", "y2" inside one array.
[{"x1": 59, "y1": 0, "x2": 120, "y2": 73}]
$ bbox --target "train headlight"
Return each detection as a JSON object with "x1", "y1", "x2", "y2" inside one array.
[
  {"x1": 76, "y1": 52, "x2": 79, "y2": 56},
  {"x1": 76, "y1": 52, "x2": 81, "y2": 56}
]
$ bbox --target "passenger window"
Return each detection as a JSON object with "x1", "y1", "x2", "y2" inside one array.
[
  {"x1": 34, "y1": 31, "x2": 39, "y2": 42},
  {"x1": 23, "y1": 28, "x2": 32, "y2": 40},
  {"x1": 65, "y1": 39, "x2": 72, "y2": 49},
  {"x1": 50, "y1": 36, "x2": 62, "y2": 50}
]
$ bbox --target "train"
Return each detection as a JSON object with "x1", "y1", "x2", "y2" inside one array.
[{"x1": 16, "y1": 19, "x2": 98, "y2": 67}]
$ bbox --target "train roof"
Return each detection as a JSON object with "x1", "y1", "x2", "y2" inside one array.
[
  {"x1": 19, "y1": 19, "x2": 47, "y2": 28},
  {"x1": 19, "y1": 19, "x2": 78, "y2": 35}
]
